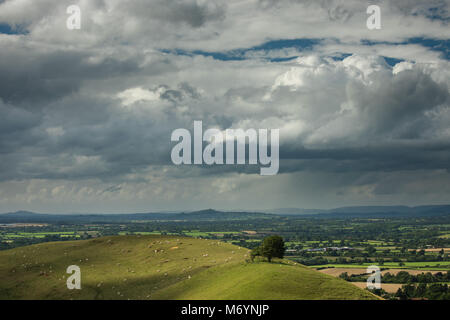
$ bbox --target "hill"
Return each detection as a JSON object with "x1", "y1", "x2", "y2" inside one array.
[
  {"x1": 0, "y1": 235, "x2": 378, "y2": 300},
  {"x1": 264, "y1": 205, "x2": 450, "y2": 217},
  {"x1": 1, "y1": 205, "x2": 449, "y2": 224},
  {"x1": 0, "y1": 209, "x2": 273, "y2": 224}
]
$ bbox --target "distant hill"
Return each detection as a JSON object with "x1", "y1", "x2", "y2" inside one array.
[
  {"x1": 0, "y1": 209, "x2": 273, "y2": 224},
  {"x1": 328, "y1": 206, "x2": 411, "y2": 214},
  {"x1": 0, "y1": 235, "x2": 378, "y2": 300},
  {"x1": 176, "y1": 209, "x2": 271, "y2": 221},
  {"x1": 265, "y1": 205, "x2": 450, "y2": 218},
  {"x1": 262, "y1": 208, "x2": 324, "y2": 215},
  {"x1": 1, "y1": 210, "x2": 37, "y2": 216},
  {"x1": 319, "y1": 205, "x2": 450, "y2": 218},
  {"x1": 1, "y1": 205, "x2": 449, "y2": 224}
]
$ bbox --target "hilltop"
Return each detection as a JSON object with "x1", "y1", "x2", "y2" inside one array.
[
  {"x1": 0, "y1": 235, "x2": 378, "y2": 300},
  {"x1": 0, "y1": 209, "x2": 272, "y2": 224},
  {"x1": 1, "y1": 205, "x2": 449, "y2": 224},
  {"x1": 264, "y1": 205, "x2": 450, "y2": 217}
]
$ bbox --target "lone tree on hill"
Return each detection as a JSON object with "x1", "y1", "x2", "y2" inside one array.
[
  {"x1": 251, "y1": 235, "x2": 285, "y2": 262},
  {"x1": 250, "y1": 246, "x2": 261, "y2": 262}
]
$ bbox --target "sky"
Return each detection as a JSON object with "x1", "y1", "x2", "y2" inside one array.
[{"x1": 0, "y1": 0, "x2": 449, "y2": 213}]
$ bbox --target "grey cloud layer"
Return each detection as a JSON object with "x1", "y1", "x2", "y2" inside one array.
[
  {"x1": 0, "y1": 0, "x2": 449, "y2": 211},
  {"x1": 1, "y1": 0, "x2": 448, "y2": 49},
  {"x1": 1, "y1": 53, "x2": 448, "y2": 180}
]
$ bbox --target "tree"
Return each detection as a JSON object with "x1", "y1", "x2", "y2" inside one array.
[
  {"x1": 339, "y1": 272, "x2": 350, "y2": 281},
  {"x1": 260, "y1": 235, "x2": 285, "y2": 262},
  {"x1": 367, "y1": 246, "x2": 376, "y2": 256},
  {"x1": 250, "y1": 246, "x2": 261, "y2": 262}
]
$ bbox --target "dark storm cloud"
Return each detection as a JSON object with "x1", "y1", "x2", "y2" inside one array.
[
  {"x1": 0, "y1": 81, "x2": 211, "y2": 182},
  {"x1": 0, "y1": 100, "x2": 42, "y2": 160},
  {"x1": 0, "y1": 46, "x2": 142, "y2": 105},
  {"x1": 121, "y1": 0, "x2": 226, "y2": 28},
  {"x1": 280, "y1": 142, "x2": 450, "y2": 173},
  {"x1": 354, "y1": 69, "x2": 448, "y2": 136},
  {"x1": 1, "y1": 54, "x2": 449, "y2": 183}
]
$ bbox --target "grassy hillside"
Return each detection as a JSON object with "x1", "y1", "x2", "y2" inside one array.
[{"x1": 0, "y1": 235, "x2": 378, "y2": 300}]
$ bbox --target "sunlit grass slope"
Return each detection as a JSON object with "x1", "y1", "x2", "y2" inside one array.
[
  {"x1": 0, "y1": 235, "x2": 378, "y2": 300},
  {"x1": 153, "y1": 262, "x2": 378, "y2": 300}
]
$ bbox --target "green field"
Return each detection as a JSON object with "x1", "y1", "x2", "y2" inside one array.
[
  {"x1": 312, "y1": 261, "x2": 450, "y2": 270},
  {"x1": 0, "y1": 235, "x2": 378, "y2": 300},
  {"x1": 1, "y1": 231, "x2": 81, "y2": 240}
]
